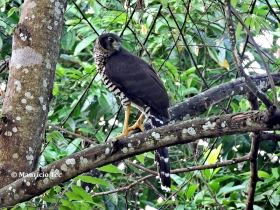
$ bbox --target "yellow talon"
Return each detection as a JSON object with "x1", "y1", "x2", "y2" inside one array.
[{"x1": 109, "y1": 105, "x2": 145, "y2": 141}]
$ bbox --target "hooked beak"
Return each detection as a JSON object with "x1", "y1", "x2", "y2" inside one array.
[{"x1": 113, "y1": 41, "x2": 121, "y2": 51}]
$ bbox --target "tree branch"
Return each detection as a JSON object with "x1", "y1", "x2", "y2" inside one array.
[
  {"x1": 0, "y1": 109, "x2": 280, "y2": 207},
  {"x1": 92, "y1": 155, "x2": 250, "y2": 198}
]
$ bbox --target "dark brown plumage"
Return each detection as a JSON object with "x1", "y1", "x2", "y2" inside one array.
[{"x1": 94, "y1": 33, "x2": 171, "y2": 191}]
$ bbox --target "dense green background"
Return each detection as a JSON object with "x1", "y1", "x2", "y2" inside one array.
[{"x1": 1, "y1": 0, "x2": 280, "y2": 209}]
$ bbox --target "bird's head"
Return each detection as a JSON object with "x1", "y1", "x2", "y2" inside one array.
[{"x1": 97, "y1": 33, "x2": 122, "y2": 54}]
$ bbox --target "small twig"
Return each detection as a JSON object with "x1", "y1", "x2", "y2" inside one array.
[
  {"x1": 120, "y1": 5, "x2": 137, "y2": 37},
  {"x1": 92, "y1": 155, "x2": 250, "y2": 197},
  {"x1": 71, "y1": 0, "x2": 99, "y2": 35},
  {"x1": 245, "y1": 91, "x2": 260, "y2": 210},
  {"x1": 61, "y1": 73, "x2": 97, "y2": 126},
  {"x1": 125, "y1": 160, "x2": 157, "y2": 175},
  {"x1": 46, "y1": 122, "x2": 96, "y2": 145},
  {"x1": 91, "y1": 174, "x2": 154, "y2": 197},
  {"x1": 246, "y1": 133, "x2": 261, "y2": 210}
]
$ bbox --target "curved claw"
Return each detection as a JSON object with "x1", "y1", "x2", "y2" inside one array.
[{"x1": 127, "y1": 114, "x2": 145, "y2": 132}]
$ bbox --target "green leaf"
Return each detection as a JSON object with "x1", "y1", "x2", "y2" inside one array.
[
  {"x1": 136, "y1": 154, "x2": 145, "y2": 165},
  {"x1": 65, "y1": 191, "x2": 83, "y2": 201},
  {"x1": 8, "y1": 7, "x2": 18, "y2": 17},
  {"x1": 170, "y1": 174, "x2": 184, "y2": 185},
  {"x1": 74, "y1": 175, "x2": 109, "y2": 186},
  {"x1": 272, "y1": 168, "x2": 279, "y2": 179},
  {"x1": 61, "y1": 30, "x2": 76, "y2": 51},
  {"x1": 99, "y1": 91, "x2": 118, "y2": 114},
  {"x1": 209, "y1": 182, "x2": 220, "y2": 193},
  {"x1": 218, "y1": 184, "x2": 244, "y2": 196},
  {"x1": 65, "y1": 138, "x2": 82, "y2": 155},
  {"x1": 60, "y1": 199, "x2": 75, "y2": 209},
  {"x1": 74, "y1": 34, "x2": 97, "y2": 55},
  {"x1": 97, "y1": 164, "x2": 125, "y2": 174},
  {"x1": 231, "y1": 0, "x2": 237, "y2": 8},
  {"x1": 186, "y1": 185, "x2": 198, "y2": 199},
  {"x1": 245, "y1": 16, "x2": 252, "y2": 28},
  {"x1": 258, "y1": 171, "x2": 271, "y2": 178},
  {"x1": 236, "y1": 22, "x2": 242, "y2": 40},
  {"x1": 206, "y1": 144, "x2": 222, "y2": 164},
  {"x1": 71, "y1": 185, "x2": 94, "y2": 203}
]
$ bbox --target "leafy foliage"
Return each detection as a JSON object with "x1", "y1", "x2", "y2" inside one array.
[{"x1": 1, "y1": 0, "x2": 280, "y2": 209}]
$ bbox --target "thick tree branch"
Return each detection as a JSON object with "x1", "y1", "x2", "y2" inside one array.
[
  {"x1": 0, "y1": 109, "x2": 280, "y2": 207},
  {"x1": 168, "y1": 73, "x2": 280, "y2": 122}
]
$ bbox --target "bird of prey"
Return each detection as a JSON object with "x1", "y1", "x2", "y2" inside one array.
[{"x1": 94, "y1": 33, "x2": 171, "y2": 191}]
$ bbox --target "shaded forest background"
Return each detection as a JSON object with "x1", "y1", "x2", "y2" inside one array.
[{"x1": 0, "y1": 0, "x2": 280, "y2": 209}]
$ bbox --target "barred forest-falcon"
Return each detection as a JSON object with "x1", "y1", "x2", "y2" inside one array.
[{"x1": 94, "y1": 33, "x2": 171, "y2": 191}]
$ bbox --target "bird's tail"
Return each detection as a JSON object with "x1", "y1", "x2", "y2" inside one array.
[{"x1": 149, "y1": 110, "x2": 171, "y2": 191}]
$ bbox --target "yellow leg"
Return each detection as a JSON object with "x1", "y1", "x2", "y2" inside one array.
[
  {"x1": 109, "y1": 104, "x2": 131, "y2": 141},
  {"x1": 128, "y1": 113, "x2": 145, "y2": 132}
]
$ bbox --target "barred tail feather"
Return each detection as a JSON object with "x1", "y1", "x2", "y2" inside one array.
[{"x1": 149, "y1": 109, "x2": 171, "y2": 191}]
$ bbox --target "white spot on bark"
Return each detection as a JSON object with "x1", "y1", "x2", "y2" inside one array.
[
  {"x1": 128, "y1": 143, "x2": 132, "y2": 148},
  {"x1": 43, "y1": 178, "x2": 49, "y2": 184},
  {"x1": 42, "y1": 104, "x2": 46, "y2": 110},
  {"x1": 14, "y1": 80, "x2": 21, "y2": 92},
  {"x1": 25, "y1": 92, "x2": 34, "y2": 99},
  {"x1": 151, "y1": 132, "x2": 160, "y2": 140},
  {"x1": 202, "y1": 121, "x2": 216, "y2": 131},
  {"x1": 105, "y1": 147, "x2": 110, "y2": 155},
  {"x1": 26, "y1": 181, "x2": 30, "y2": 186},
  {"x1": 50, "y1": 169, "x2": 60, "y2": 179},
  {"x1": 221, "y1": 121, "x2": 226, "y2": 128},
  {"x1": 187, "y1": 127, "x2": 196, "y2": 136},
  {"x1": 29, "y1": 147, "x2": 33, "y2": 153},
  {"x1": 259, "y1": 80, "x2": 267, "y2": 90},
  {"x1": 22, "y1": 68, "x2": 29, "y2": 74},
  {"x1": 4, "y1": 131, "x2": 12, "y2": 136},
  {"x1": 12, "y1": 127, "x2": 17, "y2": 133},
  {"x1": 10, "y1": 47, "x2": 43, "y2": 67},
  {"x1": 66, "y1": 158, "x2": 76, "y2": 165},
  {"x1": 47, "y1": 25, "x2": 52, "y2": 30},
  {"x1": 43, "y1": 79, "x2": 47, "y2": 87},
  {"x1": 28, "y1": 1, "x2": 37, "y2": 8},
  {"x1": 122, "y1": 147, "x2": 128, "y2": 153},
  {"x1": 39, "y1": 96, "x2": 44, "y2": 103},
  {"x1": 31, "y1": 15, "x2": 35, "y2": 19},
  {"x1": 16, "y1": 116, "x2": 21, "y2": 121},
  {"x1": 16, "y1": 64, "x2": 21, "y2": 69},
  {"x1": 20, "y1": 33, "x2": 27, "y2": 41},
  {"x1": 61, "y1": 164, "x2": 67, "y2": 171},
  {"x1": 12, "y1": 153, "x2": 19, "y2": 159},
  {"x1": 21, "y1": 98, "x2": 26, "y2": 104},
  {"x1": 26, "y1": 105, "x2": 33, "y2": 111}
]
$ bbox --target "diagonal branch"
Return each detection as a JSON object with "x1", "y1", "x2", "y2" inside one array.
[
  {"x1": 224, "y1": 0, "x2": 276, "y2": 108},
  {"x1": 0, "y1": 109, "x2": 280, "y2": 207}
]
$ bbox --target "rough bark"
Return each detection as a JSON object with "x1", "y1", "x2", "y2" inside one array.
[
  {"x1": 0, "y1": 109, "x2": 279, "y2": 207},
  {"x1": 0, "y1": 0, "x2": 67, "y2": 187}
]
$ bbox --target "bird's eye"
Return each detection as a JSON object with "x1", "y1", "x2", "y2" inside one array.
[{"x1": 108, "y1": 37, "x2": 114, "y2": 43}]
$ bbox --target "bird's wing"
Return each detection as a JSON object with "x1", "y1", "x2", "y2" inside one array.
[{"x1": 105, "y1": 49, "x2": 170, "y2": 119}]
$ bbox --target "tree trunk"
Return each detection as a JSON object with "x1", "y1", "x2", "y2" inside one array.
[{"x1": 0, "y1": 0, "x2": 67, "y2": 187}]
